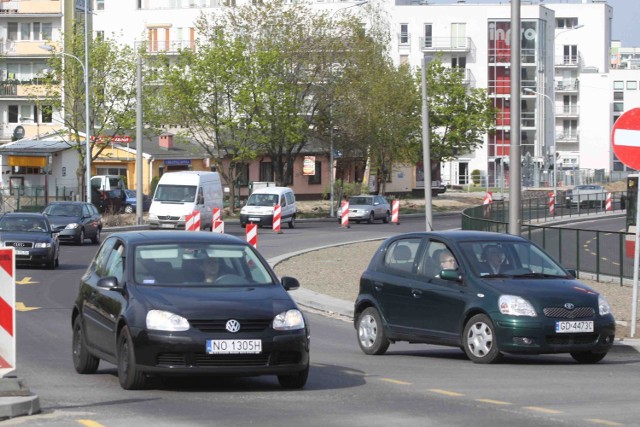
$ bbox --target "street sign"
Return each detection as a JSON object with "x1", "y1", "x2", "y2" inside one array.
[{"x1": 612, "y1": 108, "x2": 640, "y2": 170}]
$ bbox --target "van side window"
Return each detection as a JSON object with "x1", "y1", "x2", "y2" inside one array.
[
  {"x1": 197, "y1": 188, "x2": 204, "y2": 204},
  {"x1": 285, "y1": 192, "x2": 295, "y2": 205}
]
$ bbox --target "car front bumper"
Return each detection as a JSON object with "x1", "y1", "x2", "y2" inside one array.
[
  {"x1": 15, "y1": 247, "x2": 56, "y2": 265},
  {"x1": 56, "y1": 228, "x2": 82, "y2": 242},
  {"x1": 240, "y1": 214, "x2": 274, "y2": 226}
]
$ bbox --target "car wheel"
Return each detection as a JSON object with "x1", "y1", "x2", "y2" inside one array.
[
  {"x1": 357, "y1": 307, "x2": 390, "y2": 355},
  {"x1": 240, "y1": 222, "x2": 246, "y2": 228},
  {"x1": 91, "y1": 228, "x2": 101, "y2": 244},
  {"x1": 77, "y1": 229, "x2": 85, "y2": 246},
  {"x1": 55, "y1": 255, "x2": 59, "y2": 267},
  {"x1": 46, "y1": 257, "x2": 56, "y2": 270},
  {"x1": 288, "y1": 216, "x2": 296, "y2": 229},
  {"x1": 124, "y1": 204, "x2": 134, "y2": 214},
  {"x1": 72, "y1": 318, "x2": 99, "y2": 374},
  {"x1": 570, "y1": 351, "x2": 608, "y2": 364},
  {"x1": 367, "y1": 212, "x2": 374, "y2": 224},
  {"x1": 463, "y1": 314, "x2": 502, "y2": 363},
  {"x1": 277, "y1": 364, "x2": 309, "y2": 389},
  {"x1": 117, "y1": 326, "x2": 147, "y2": 390},
  {"x1": 383, "y1": 211, "x2": 390, "y2": 224}
]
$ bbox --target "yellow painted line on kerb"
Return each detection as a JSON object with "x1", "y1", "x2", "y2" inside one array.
[
  {"x1": 429, "y1": 389, "x2": 465, "y2": 397},
  {"x1": 524, "y1": 406, "x2": 563, "y2": 414},
  {"x1": 380, "y1": 378, "x2": 412, "y2": 385},
  {"x1": 586, "y1": 419, "x2": 623, "y2": 426},
  {"x1": 77, "y1": 420, "x2": 106, "y2": 427},
  {"x1": 475, "y1": 398, "x2": 511, "y2": 406}
]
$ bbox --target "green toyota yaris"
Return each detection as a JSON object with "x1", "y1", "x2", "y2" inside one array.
[{"x1": 354, "y1": 230, "x2": 615, "y2": 364}]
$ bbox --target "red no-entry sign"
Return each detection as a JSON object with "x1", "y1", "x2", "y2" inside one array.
[{"x1": 612, "y1": 108, "x2": 640, "y2": 170}]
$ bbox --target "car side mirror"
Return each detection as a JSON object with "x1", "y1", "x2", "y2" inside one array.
[
  {"x1": 97, "y1": 276, "x2": 124, "y2": 292},
  {"x1": 566, "y1": 269, "x2": 577, "y2": 278},
  {"x1": 440, "y1": 269, "x2": 462, "y2": 282},
  {"x1": 281, "y1": 276, "x2": 300, "y2": 291}
]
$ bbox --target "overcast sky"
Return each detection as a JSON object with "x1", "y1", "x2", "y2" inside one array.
[{"x1": 424, "y1": 0, "x2": 640, "y2": 48}]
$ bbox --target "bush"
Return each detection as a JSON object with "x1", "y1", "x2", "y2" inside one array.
[{"x1": 471, "y1": 169, "x2": 481, "y2": 185}]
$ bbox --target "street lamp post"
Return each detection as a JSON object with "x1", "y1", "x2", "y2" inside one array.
[
  {"x1": 327, "y1": 0, "x2": 368, "y2": 218},
  {"x1": 524, "y1": 88, "x2": 556, "y2": 203}
]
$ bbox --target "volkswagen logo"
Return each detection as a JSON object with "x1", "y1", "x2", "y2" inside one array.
[
  {"x1": 564, "y1": 303, "x2": 575, "y2": 310},
  {"x1": 225, "y1": 319, "x2": 241, "y2": 333}
]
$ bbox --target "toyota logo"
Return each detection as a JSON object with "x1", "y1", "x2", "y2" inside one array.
[
  {"x1": 225, "y1": 319, "x2": 241, "y2": 333},
  {"x1": 564, "y1": 303, "x2": 575, "y2": 310}
]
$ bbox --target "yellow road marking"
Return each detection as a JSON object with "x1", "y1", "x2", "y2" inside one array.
[
  {"x1": 586, "y1": 419, "x2": 623, "y2": 426},
  {"x1": 77, "y1": 420, "x2": 105, "y2": 427},
  {"x1": 16, "y1": 302, "x2": 40, "y2": 312},
  {"x1": 16, "y1": 277, "x2": 38, "y2": 285},
  {"x1": 475, "y1": 398, "x2": 511, "y2": 406},
  {"x1": 429, "y1": 388, "x2": 464, "y2": 397},
  {"x1": 380, "y1": 378, "x2": 412, "y2": 385},
  {"x1": 524, "y1": 406, "x2": 563, "y2": 414}
]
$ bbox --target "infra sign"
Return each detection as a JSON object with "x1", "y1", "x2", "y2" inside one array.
[{"x1": 612, "y1": 108, "x2": 640, "y2": 170}]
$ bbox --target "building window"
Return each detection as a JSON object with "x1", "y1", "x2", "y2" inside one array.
[
  {"x1": 235, "y1": 163, "x2": 249, "y2": 186},
  {"x1": 424, "y1": 23, "x2": 432, "y2": 48},
  {"x1": 33, "y1": 23, "x2": 41, "y2": 41},
  {"x1": 308, "y1": 161, "x2": 321, "y2": 185},
  {"x1": 96, "y1": 0, "x2": 105, "y2": 10},
  {"x1": 627, "y1": 81, "x2": 638, "y2": 90},
  {"x1": 259, "y1": 162, "x2": 273, "y2": 182},
  {"x1": 399, "y1": 23, "x2": 409, "y2": 45},
  {"x1": 41, "y1": 23, "x2": 52, "y2": 40},
  {"x1": 613, "y1": 80, "x2": 624, "y2": 90},
  {"x1": 556, "y1": 18, "x2": 578, "y2": 29},
  {"x1": 20, "y1": 23, "x2": 30, "y2": 40},
  {"x1": 41, "y1": 105, "x2": 53, "y2": 123},
  {"x1": 614, "y1": 91, "x2": 624, "y2": 101},
  {"x1": 8, "y1": 105, "x2": 18, "y2": 123},
  {"x1": 613, "y1": 102, "x2": 624, "y2": 112}
]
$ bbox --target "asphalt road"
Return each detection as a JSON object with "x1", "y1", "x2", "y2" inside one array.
[{"x1": 6, "y1": 214, "x2": 640, "y2": 426}]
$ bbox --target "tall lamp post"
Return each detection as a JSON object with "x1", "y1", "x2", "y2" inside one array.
[
  {"x1": 327, "y1": 0, "x2": 368, "y2": 218},
  {"x1": 39, "y1": 44, "x2": 91, "y2": 203},
  {"x1": 524, "y1": 88, "x2": 556, "y2": 202}
]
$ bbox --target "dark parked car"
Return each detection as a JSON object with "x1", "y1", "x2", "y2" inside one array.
[
  {"x1": 337, "y1": 195, "x2": 391, "y2": 224},
  {"x1": 122, "y1": 189, "x2": 151, "y2": 213},
  {"x1": 92, "y1": 187, "x2": 126, "y2": 214},
  {"x1": 43, "y1": 202, "x2": 102, "y2": 245},
  {"x1": 71, "y1": 231, "x2": 310, "y2": 390},
  {"x1": 0, "y1": 213, "x2": 59, "y2": 269},
  {"x1": 354, "y1": 230, "x2": 615, "y2": 364}
]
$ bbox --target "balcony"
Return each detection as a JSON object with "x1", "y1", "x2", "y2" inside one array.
[
  {"x1": 556, "y1": 105, "x2": 579, "y2": 118},
  {"x1": 555, "y1": 55, "x2": 580, "y2": 68},
  {"x1": 556, "y1": 80, "x2": 579, "y2": 92},
  {"x1": 0, "y1": 0, "x2": 61, "y2": 14},
  {"x1": 451, "y1": 68, "x2": 476, "y2": 87},
  {"x1": 556, "y1": 133, "x2": 579, "y2": 143},
  {"x1": 421, "y1": 37, "x2": 472, "y2": 52},
  {"x1": 137, "y1": 39, "x2": 195, "y2": 55}
]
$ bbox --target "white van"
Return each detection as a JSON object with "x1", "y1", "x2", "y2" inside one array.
[
  {"x1": 240, "y1": 186, "x2": 297, "y2": 228},
  {"x1": 148, "y1": 171, "x2": 223, "y2": 230}
]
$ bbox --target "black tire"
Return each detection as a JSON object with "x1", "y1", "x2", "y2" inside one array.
[
  {"x1": 46, "y1": 257, "x2": 56, "y2": 270},
  {"x1": 277, "y1": 364, "x2": 309, "y2": 389},
  {"x1": 382, "y1": 211, "x2": 390, "y2": 224},
  {"x1": 367, "y1": 212, "x2": 374, "y2": 224},
  {"x1": 117, "y1": 326, "x2": 147, "y2": 390},
  {"x1": 91, "y1": 228, "x2": 101, "y2": 245},
  {"x1": 72, "y1": 318, "x2": 99, "y2": 374},
  {"x1": 288, "y1": 216, "x2": 296, "y2": 229},
  {"x1": 77, "y1": 229, "x2": 85, "y2": 246},
  {"x1": 462, "y1": 314, "x2": 502, "y2": 364},
  {"x1": 570, "y1": 351, "x2": 608, "y2": 364},
  {"x1": 240, "y1": 222, "x2": 246, "y2": 228},
  {"x1": 356, "y1": 307, "x2": 390, "y2": 355}
]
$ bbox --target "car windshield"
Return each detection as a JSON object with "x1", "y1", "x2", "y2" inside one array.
[
  {"x1": 154, "y1": 184, "x2": 197, "y2": 202},
  {"x1": 0, "y1": 217, "x2": 48, "y2": 232},
  {"x1": 246, "y1": 194, "x2": 279, "y2": 207},
  {"x1": 134, "y1": 243, "x2": 274, "y2": 287},
  {"x1": 43, "y1": 204, "x2": 82, "y2": 217},
  {"x1": 458, "y1": 240, "x2": 569, "y2": 279},
  {"x1": 350, "y1": 197, "x2": 373, "y2": 206}
]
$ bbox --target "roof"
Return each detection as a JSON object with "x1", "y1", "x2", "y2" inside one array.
[{"x1": 0, "y1": 134, "x2": 78, "y2": 155}]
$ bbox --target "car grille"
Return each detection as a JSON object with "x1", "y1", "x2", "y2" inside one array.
[
  {"x1": 546, "y1": 334, "x2": 598, "y2": 346},
  {"x1": 543, "y1": 306, "x2": 594, "y2": 319},
  {"x1": 157, "y1": 215, "x2": 181, "y2": 221},
  {"x1": 156, "y1": 351, "x2": 302, "y2": 368},
  {"x1": 189, "y1": 319, "x2": 272, "y2": 333},
  {"x1": 5, "y1": 241, "x2": 33, "y2": 248}
]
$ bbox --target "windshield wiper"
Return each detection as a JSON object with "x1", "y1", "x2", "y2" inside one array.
[
  {"x1": 512, "y1": 272, "x2": 568, "y2": 279},
  {"x1": 479, "y1": 273, "x2": 512, "y2": 278}
]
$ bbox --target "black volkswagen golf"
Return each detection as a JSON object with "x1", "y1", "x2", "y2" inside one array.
[{"x1": 71, "y1": 231, "x2": 309, "y2": 390}]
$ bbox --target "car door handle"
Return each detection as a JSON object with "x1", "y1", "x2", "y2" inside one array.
[
  {"x1": 373, "y1": 281, "x2": 384, "y2": 291},
  {"x1": 411, "y1": 289, "x2": 422, "y2": 298}
]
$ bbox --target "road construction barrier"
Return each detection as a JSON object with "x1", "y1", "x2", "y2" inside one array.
[
  {"x1": 273, "y1": 204, "x2": 282, "y2": 233},
  {"x1": 0, "y1": 248, "x2": 15, "y2": 377},
  {"x1": 212, "y1": 220, "x2": 224, "y2": 234},
  {"x1": 391, "y1": 199, "x2": 399, "y2": 224},
  {"x1": 212, "y1": 207, "x2": 221, "y2": 223},
  {"x1": 482, "y1": 192, "x2": 493, "y2": 218},
  {"x1": 185, "y1": 210, "x2": 200, "y2": 231},
  {"x1": 341, "y1": 201, "x2": 349, "y2": 227},
  {"x1": 246, "y1": 223, "x2": 258, "y2": 248},
  {"x1": 606, "y1": 192, "x2": 613, "y2": 211},
  {"x1": 549, "y1": 192, "x2": 555, "y2": 216}
]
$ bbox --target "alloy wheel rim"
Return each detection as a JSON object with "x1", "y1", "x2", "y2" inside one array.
[
  {"x1": 358, "y1": 314, "x2": 377, "y2": 348},
  {"x1": 467, "y1": 321, "x2": 493, "y2": 357}
]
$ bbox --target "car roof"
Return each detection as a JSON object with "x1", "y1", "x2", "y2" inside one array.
[
  {"x1": 384, "y1": 230, "x2": 527, "y2": 243},
  {"x1": 108, "y1": 230, "x2": 248, "y2": 246},
  {"x1": 2, "y1": 212, "x2": 48, "y2": 219},
  {"x1": 46, "y1": 201, "x2": 89, "y2": 206}
]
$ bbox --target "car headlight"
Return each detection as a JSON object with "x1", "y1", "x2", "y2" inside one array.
[
  {"x1": 34, "y1": 242, "x2": 51, "y2": 248},
  {"x1": 65, "y1": 223, "x2": 79, "y2": 230},
  {"x1": 273, "y1": 309, "x2": 305, "y2": 331},
  {"x1": 598, "y1": 294, "x2": 612, "y2": 316},
  {"x1": 498, "y1": 295, "x2": 537, "y2": 317},
  {"x1": 146, "y1": 310, "x2": 190, "y2": 331},
  {"x1": 148, "y1": 213, "x2": 158, "y2": 220}
]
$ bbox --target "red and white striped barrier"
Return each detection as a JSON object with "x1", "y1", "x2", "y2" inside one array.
[
  {"x1": 185, "y1": 210, "x2": 201, "y2": 231},
  {"x1": 549, "y1": 192, "x2": 555, "y2": 216},
  {"x1": 483, "y1": 191, "x2": 493, "y2": 205},
  {"x1": 212, "y1": 220, "x2": 224, "y2": 234},
  {"x1": 0, "y1": 248, "x2": 16, "y2": 377},
  {"x1": 391, "y1": 199, "x2": 399, "y2": 224},
  {"x1": 273, "y1": 204, "x2": 282, "y2": 233},
  {"x1": 606, "y1": 192, "x2": 613, "y2": 211},
  {"x1": 341, "y1": 201, "x2": 349, "y2": 227},
  {"x1": 212, "y1": 207, "x2": 221, "y2": 223},
  {"x1": 246, "y1": 223, "x2": 258, "y2": 248}
]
